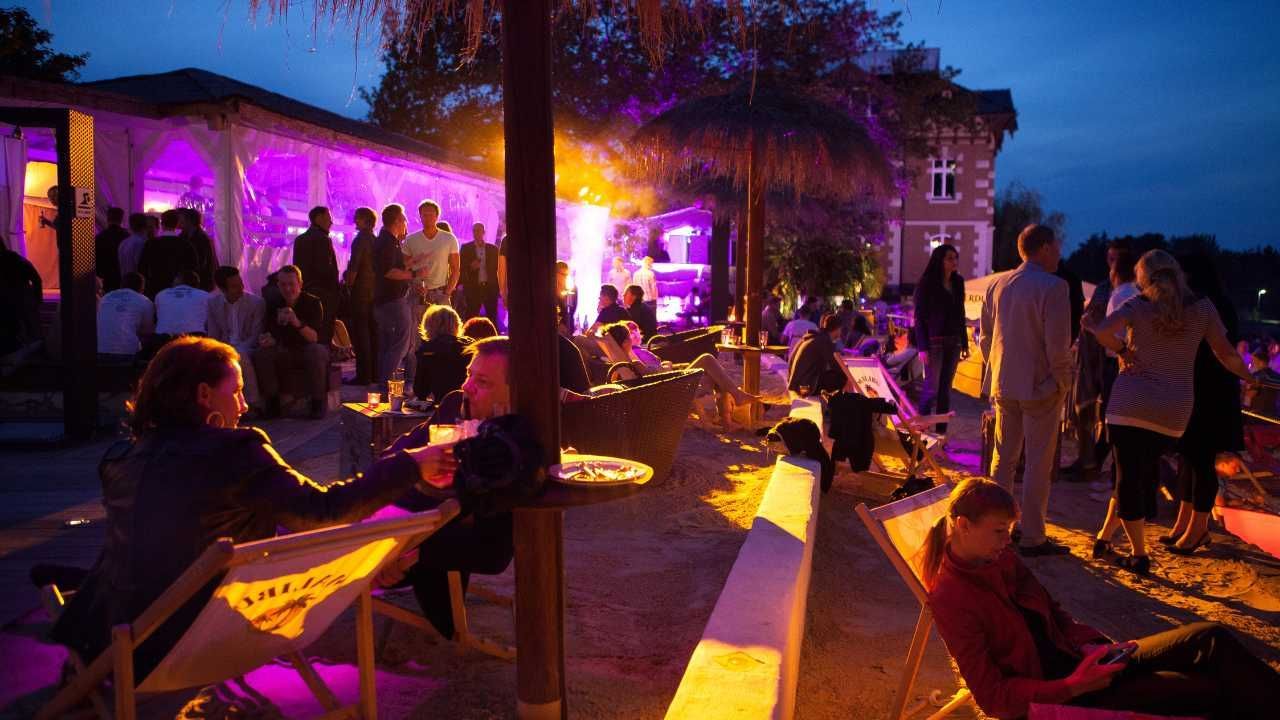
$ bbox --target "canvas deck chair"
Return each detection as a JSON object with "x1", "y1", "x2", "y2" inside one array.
[
  {"x1": 844, "y1": 356, "x2": 953, "y2": 480},
  {"x1": 855, "y1": 484, "x2": 972, "y2": 720},
  {"x1": 38, "y1": 502, "x2": 459, "y2": 720}
]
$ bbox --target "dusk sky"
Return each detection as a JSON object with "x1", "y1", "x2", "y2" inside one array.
[{"x1": 17, "y1": 0, "x2": 1280, "y2": 250}]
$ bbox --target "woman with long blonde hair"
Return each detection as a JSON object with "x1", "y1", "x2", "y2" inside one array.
[
  {"x1": 920, "y1": 479, "x2": 1279, "y2": 720},
  {"x1": 1081, "y1": 250, "x2": 1255, "y2": 576}
]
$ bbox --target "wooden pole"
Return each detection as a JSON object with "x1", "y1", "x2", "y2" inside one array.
[
  {"x1": 501, "y1": 0, "x2": 566, "y2": 717},
  {"x1": 733, "y1": 202, "x2": 748, "y2": 323},
  {"x1": 742, "y1": 137, "x2": 766, "y2": 403},
  {"x1": 709, "y1": 215, "x2": 730, "y2": 323}
]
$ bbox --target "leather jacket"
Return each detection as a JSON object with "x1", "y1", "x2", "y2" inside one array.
[{"x1": 51, "y1": 424, "x2": 420, "y2": 679}]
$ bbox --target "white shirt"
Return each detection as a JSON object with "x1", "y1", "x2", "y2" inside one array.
[
  {"x1": 633, "y1": 266, "x2": 659, "y2": 301},
  {"x1": 1104, "y1": 282, "x2": 1141, "y2": 358},
  {"x1": 403, "y1": 228, "x2": 459, "y2": 288},
  {"x1": 97, "y1": 289, "x2": 154, "y2": 355},
  {"x1": 155, "y1": 284, "x2": 211, "y2": 335},
  {"x1": 1106, "y1": 282, "x2": 1140, "y2": 317},
  {"x1": 782, "y1": 318, "x2": 818, "y2": 355},
  {"x1": 607, "y1": 267, "x2": 632, "y2": 291}
]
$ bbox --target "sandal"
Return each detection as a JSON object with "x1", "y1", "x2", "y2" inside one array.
[
  {"x1": 1167, "y1": 531, "x2": 1212, "y2": 556},
  {"x1": 1115, "y1": 554, "x2": 1150, "y2": 577},
  {"x1": 1091, "y1": 538, "x2": 1113, "y2": 559}
]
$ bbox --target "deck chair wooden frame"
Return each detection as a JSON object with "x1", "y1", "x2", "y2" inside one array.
[
  {"x1": 371, "y1": 572, "x2": 516, "y2": 661},
  {"x1": 845, "y1": 356, "x2": 953, "y2": 480},
  {"x1": 38, "y1": 502, "x2": 459, "y2": 720},
  {"x1": 855, "y1": 485, "x2": 973, "y2": 720}
]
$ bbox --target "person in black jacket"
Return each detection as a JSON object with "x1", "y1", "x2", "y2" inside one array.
[
  {"x1": 622, "y1": 284, "x2": 658, "y2": 342},
  {"x1": 344, "y1": 207, "x2": 379, "y2": 385},
  {"x1": 48, "y1": 336, "x2": 453, "y2": 680},
  {"x1": 178, "y1": 208, "x2": 218, "y2": 292},
  {"x1": 293, "y1": 206, "x2": 340, "y2": 345},
  {"x1": 94, "y1": 206, "x2": 129, "y2": 292},
  {"x1": 413, "y1": 304, "x2": 474, "y2": 401},
  {"x1": 912, "y1": 243, "x2": 969, "y2": 433},
  {"x1": 138, "y1": 209, "x2": 198, "y2": 299},
  {"x1": 1165, "y1": 254, "x2": 1244, "y2": 554}
]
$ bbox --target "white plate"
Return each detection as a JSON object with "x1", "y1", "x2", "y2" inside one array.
[{"x1": 549, "y1": 454, "x2": 653, "y2": 487}]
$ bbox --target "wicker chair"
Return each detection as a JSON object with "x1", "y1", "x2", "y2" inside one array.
[
  {"x1": 561, "y1": 368, "x2": 705, "y2": 482},
  {"x1": 647, "y1": 325, "x2": 724, "y2": 365}
]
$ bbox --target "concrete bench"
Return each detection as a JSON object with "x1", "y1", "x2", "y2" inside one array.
[{"x1": 664, "y1": 454, "x2": 821, "y2": 720}]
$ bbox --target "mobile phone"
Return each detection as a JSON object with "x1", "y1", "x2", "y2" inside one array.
[{"x1": 1100, "y1": 642, "x2": 1138, "y2": 665}]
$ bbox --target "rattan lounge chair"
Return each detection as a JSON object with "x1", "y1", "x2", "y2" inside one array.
[
  {"x1": 855, "y1": 485, "x2": 973, "y2": 720},
  {"x1": 561, "y1": 368, "x2": 704, "y2": 482},
  {"x1": 647, "y1": 326, "x2": 724, "y2": 365},
  {"x1": 38, "y1": 503, "x2": 458, "y2": 720}
]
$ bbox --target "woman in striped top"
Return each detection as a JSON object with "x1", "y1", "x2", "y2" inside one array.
[{"x1": 1081, "y1": 250, "x2": 1254, "y2": 576}]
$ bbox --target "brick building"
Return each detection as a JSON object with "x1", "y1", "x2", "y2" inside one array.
[{"x1": 877, "y1": 52, "x2": 1018, "y2": 291}]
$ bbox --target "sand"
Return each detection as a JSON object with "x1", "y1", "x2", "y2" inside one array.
[{"x1": 6, "y1": 361, "x2": 1280, "y2": 719}]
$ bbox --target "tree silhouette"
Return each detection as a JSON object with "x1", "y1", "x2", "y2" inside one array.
[{"x1": 0, "y1": 8, "x2": 87, "y2": 83}]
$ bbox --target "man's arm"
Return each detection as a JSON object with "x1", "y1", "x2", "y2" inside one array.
[
  {"x1": 980, "y1": 283, "x2": 995, "y2": 361},
  {"x1": 446, "y1": 251, "x2": 460, "y2": 295}
]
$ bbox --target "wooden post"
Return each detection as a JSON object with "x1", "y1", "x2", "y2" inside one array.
[
  {"x1": 742, "y1": 137, "x2": 766, "y2": 403},
  {"x1": 355, "y1": 590, "x2": 378, "y2": 719},
  {"x1": 733, "y1": 202, "x2": 748, "y2": 322},
  {"x1": 501, "y1": 0, "x2": 566, "y2": 717},
  {"x1": 709, "y1": 214, "x2": 730, "y2": 323}
]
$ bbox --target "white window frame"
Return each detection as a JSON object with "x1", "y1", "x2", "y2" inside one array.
[{"x1": 927, "y1": 158, "x2": 957, "y2": 202}]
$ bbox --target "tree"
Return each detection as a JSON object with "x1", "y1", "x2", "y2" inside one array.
[
  {"x1": 992, "y1": 181, "x2": 1067, "y2": 271},
  {"x1": 0, "y1": 8, "x2": 87, "y2": 83}
]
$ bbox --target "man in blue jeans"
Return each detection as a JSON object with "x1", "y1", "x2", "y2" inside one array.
[{"x1": 372, "y1": 203, "x2": 415, "y2": 389}]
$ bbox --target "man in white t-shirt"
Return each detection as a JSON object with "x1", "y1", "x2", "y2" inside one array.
[
  {"x1": 155, "y1": 270, "x2": 210, "y2": 336},
  {"x1": 632, "y1": 255, "x2": 659, "y2": 310},
  {"x1": 607, "y1": 256, "x2": 632, "y2": 294},
  {"x1": 401, "y1": 199, "x2": 460, "y2": 307},
  {"x1": 97, "y1": 272, "x2": 154, "y2": 359},
  {"x1": 781, "y1": 312, "x2": 819, "y2": 358}
]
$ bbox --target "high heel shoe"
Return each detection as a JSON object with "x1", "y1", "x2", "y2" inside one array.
[
  {"x1": 1115, "y1": 554, "x2": 1151, "y2": 577},
  {"x1": 1166, "y1": 531, "x2": 1212, "y2": 556},
  {"x1": 1091, "y1": 539, "x2": 1113, "y2": 559}
]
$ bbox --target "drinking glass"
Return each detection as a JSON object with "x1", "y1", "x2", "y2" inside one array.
[
  {"x1": 429, "y1": 424, "x2": 460, "y2": 445},
  {"x1": 387, "y1": 378, "x2": 404, "y2": 401},
  {"x1": 758, "y1": 330, "x2": 769, "y2": 347},
  {"x1": 366, "y1": 391, "x2": 381, "y2": 408}
]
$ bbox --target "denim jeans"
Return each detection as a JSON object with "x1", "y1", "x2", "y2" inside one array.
[
  {"x1": 374, "y1": 297, "x2": 413, "y2": 388},
  {"x1": 919, "y1": 336, "x2": 962, "y2": 432}
]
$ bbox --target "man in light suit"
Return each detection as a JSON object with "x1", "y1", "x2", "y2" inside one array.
[
  {"x1": 208, "y1": 266, "x2": 266, "y2": 409},
  {"x1": 981, "y1": 224, "x2": 1073, "y2": 557},
  {"x1": 458, "y1": 222, "x2": 499, "y2": 321}
]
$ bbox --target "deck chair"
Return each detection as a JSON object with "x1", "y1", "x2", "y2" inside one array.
[
  {"x1": 363, "y1": 505, "x2": 517, "y2": 661},
  {"x1": 844, "y1": 356, "x2": 953, "y2": 480},
  {"x1": 855, "y1": 484, "x2": 973, "y2": 720},
  {"x1": 38, "y1": 502, "x2": 460, "y2": 720}
]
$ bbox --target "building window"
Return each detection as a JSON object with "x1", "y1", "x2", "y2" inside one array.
[
  {"x1": 928, "y1": 232, "x2": 952, "y2": 251},
  {"x1": 929, "y1": 158, "x2": 956, "y2": 200}
]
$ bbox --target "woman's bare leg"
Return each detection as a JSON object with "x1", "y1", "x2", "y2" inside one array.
[{"x1": 687, "y1": 354, "x2": 758, "y2": 405}]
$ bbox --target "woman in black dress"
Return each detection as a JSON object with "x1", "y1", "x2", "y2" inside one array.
[
  {"x1": 1164, "y1": 254, "x2": 1244, "y2": 553},
  {"x1": 913, "y1": 243, "x2": 969, "y2": 433}
]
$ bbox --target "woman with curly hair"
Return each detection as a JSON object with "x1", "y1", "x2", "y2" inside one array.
[
  {"x1": 1082, "y1": 250, "x2": 1255, "y2": 575},
  {"x1": 49, "y1": 336, "x2": 454, "y2": 678}
]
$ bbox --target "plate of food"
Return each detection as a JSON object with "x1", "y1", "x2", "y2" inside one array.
[{"x1": 549, "y1": 454, "x2": 654, "y2": 487}]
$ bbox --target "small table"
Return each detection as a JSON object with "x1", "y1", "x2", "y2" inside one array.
[
  {"x1": 338, "y1": 402, "x2": 431, "y2": 479},
  {"x1": 716, "y1": 342, "x2": 790, "y2": 358}
]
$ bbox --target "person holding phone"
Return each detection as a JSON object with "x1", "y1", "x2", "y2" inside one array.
[{"x1": 915, "y1": 479, "x2": 1280, "y2": 719}]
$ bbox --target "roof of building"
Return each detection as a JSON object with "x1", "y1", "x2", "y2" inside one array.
[{"x1": 81, "y1": 67, "x2": 480, "y2": 172}]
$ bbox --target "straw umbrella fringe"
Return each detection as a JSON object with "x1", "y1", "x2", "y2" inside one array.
[
  {"x1": 628, "y1": 86, "x2": 895, "y2": 200},
  {"x1": 247, "y1": 0, "x2": 749, "y2": 62}
]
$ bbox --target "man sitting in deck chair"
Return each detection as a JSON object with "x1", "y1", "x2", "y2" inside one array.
[
  {"x1": 920, "y1": 479, "x2": 1280, "y2": 720},
  {"x1": 788, "y1": 313, "x2": 858, "y2": 397},
  {"x1": 46, "y1": 337, "x2": 456, "y2": 688}
]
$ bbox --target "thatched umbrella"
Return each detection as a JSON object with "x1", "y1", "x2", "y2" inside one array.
[{"x1": 629, "y1": 82, "x2": 893, "y2": 401}]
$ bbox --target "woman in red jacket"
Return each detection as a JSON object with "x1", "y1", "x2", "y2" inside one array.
[{"x1": 916, "y1": 479, "x2": 1279, "y2": 720}]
